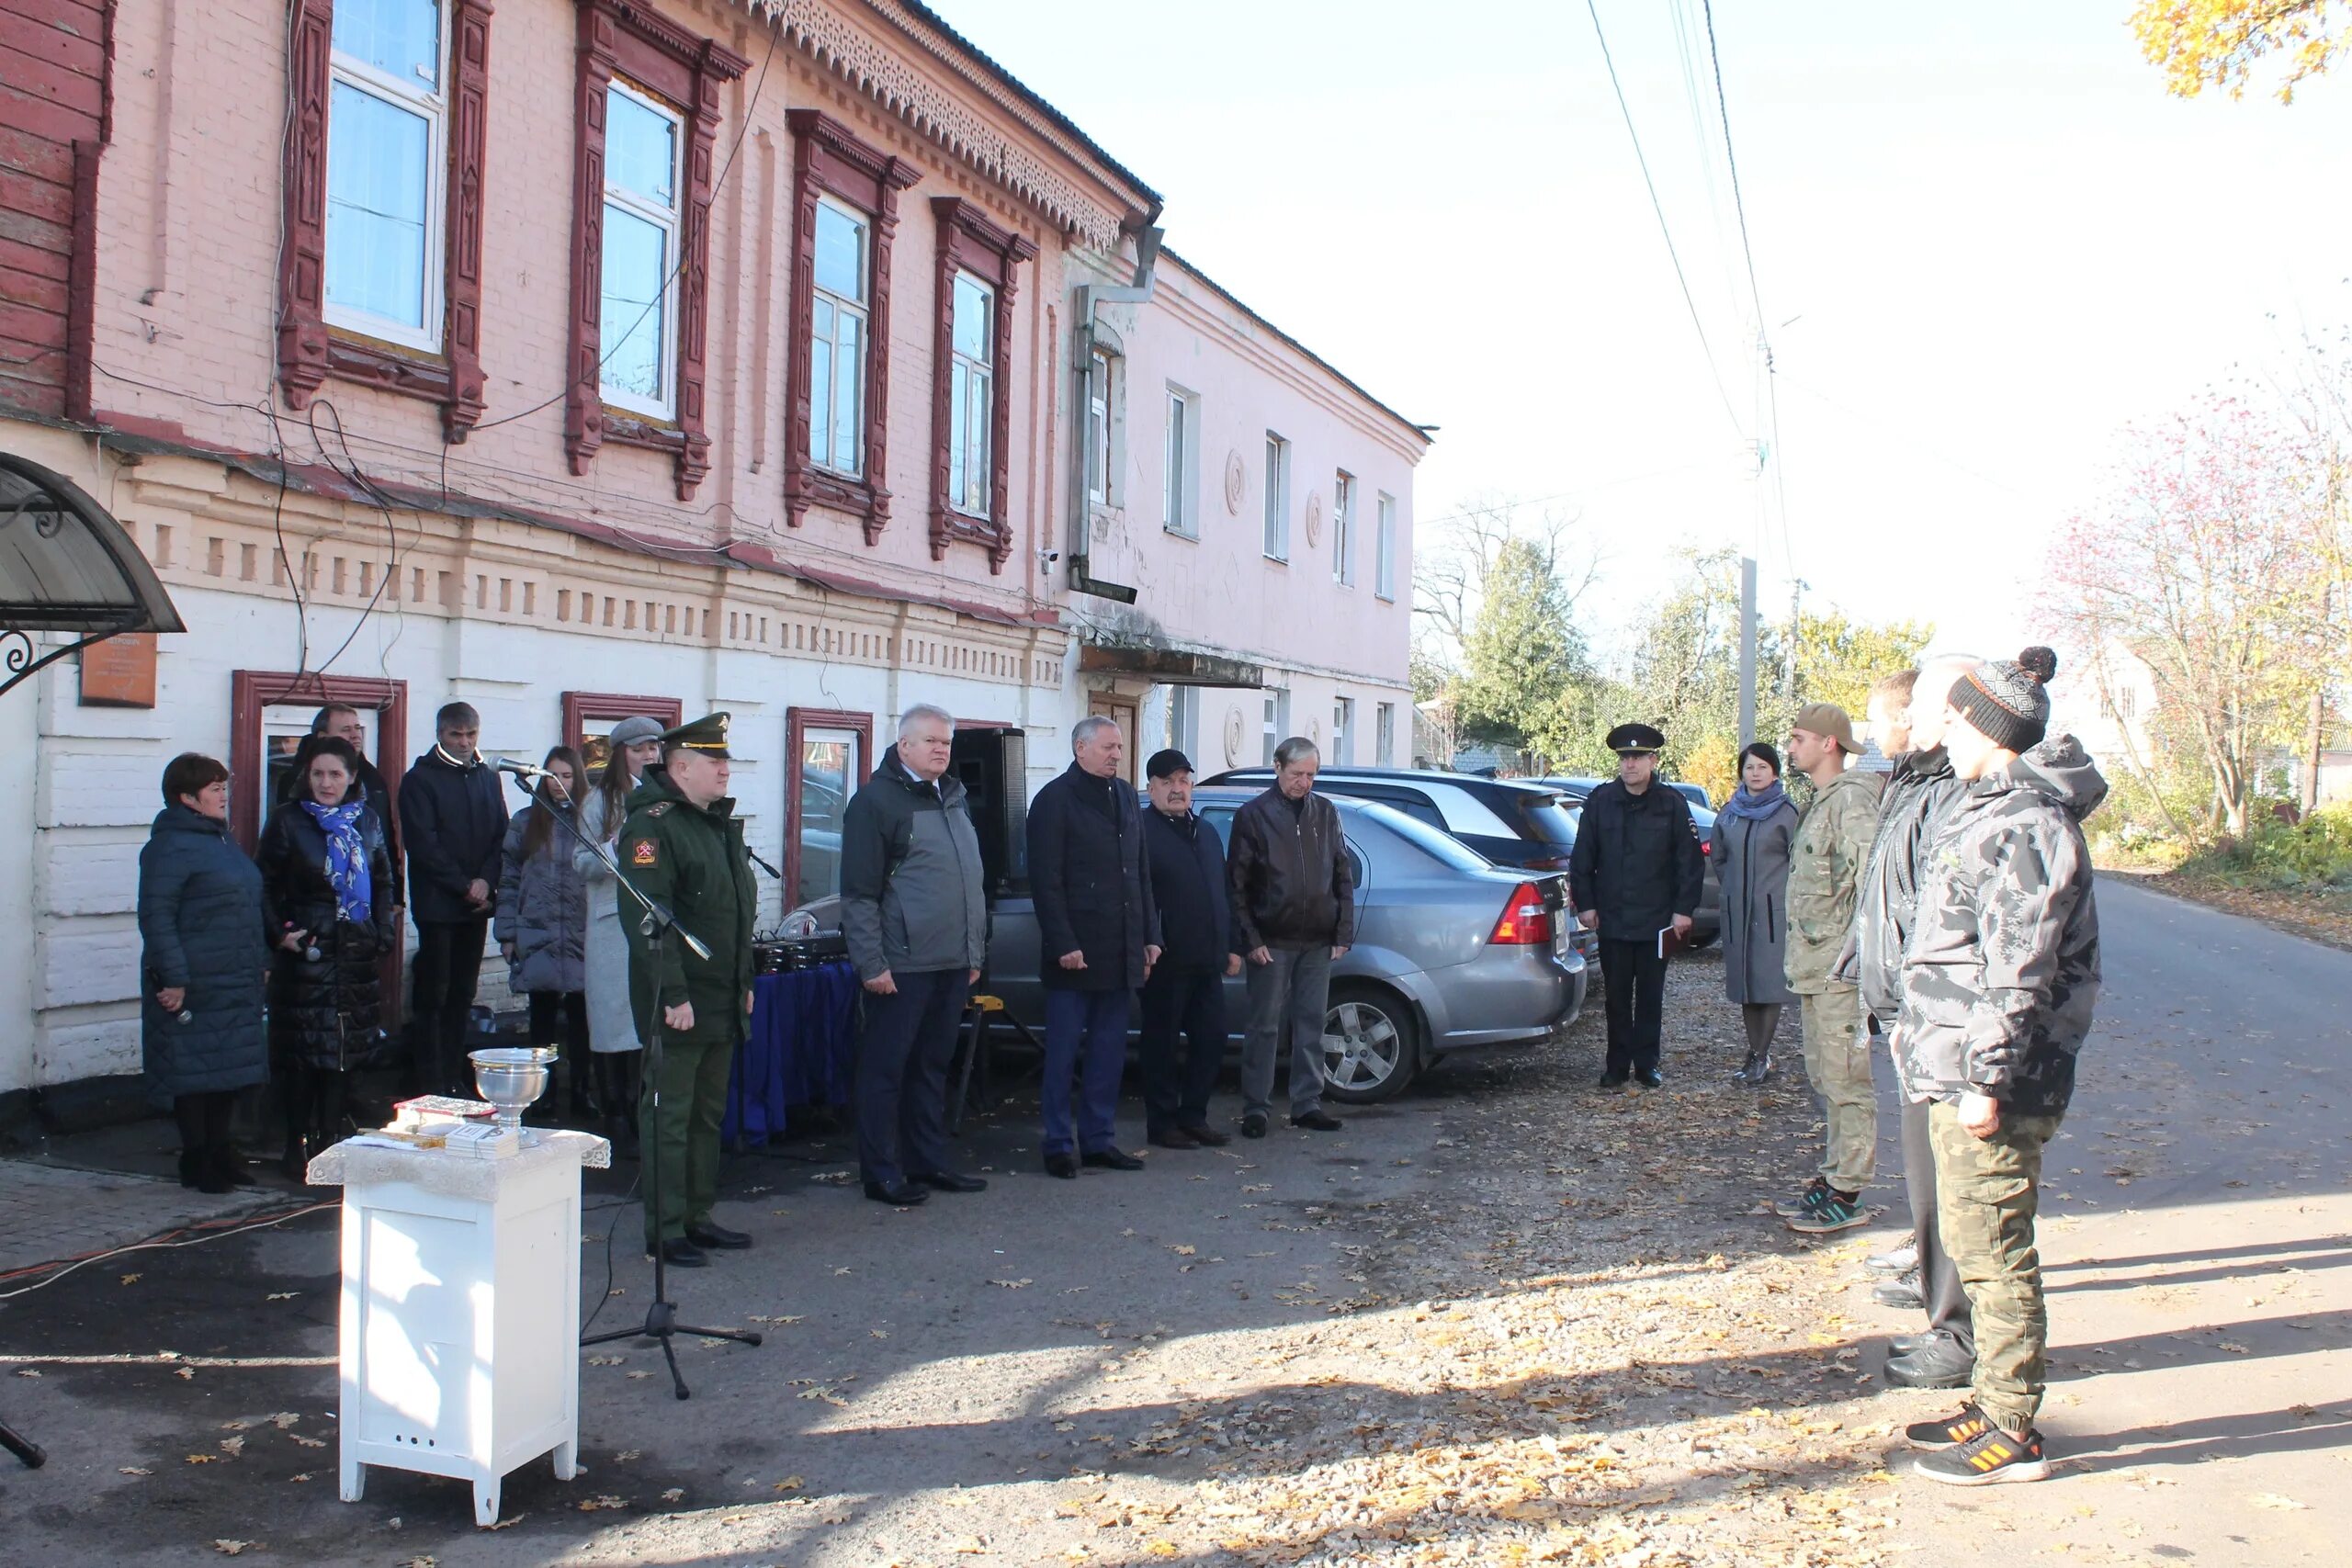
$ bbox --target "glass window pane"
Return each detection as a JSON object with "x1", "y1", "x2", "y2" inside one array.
[
  {"x1": 795, "y1": 732, "x2": 860, "y2": 908},
  {"x1": 605, "y1": 88, "x2": 677, "y2": 209},
  {"x1": 832, "y1": 312, "x2": 863, "y2": 468},
  {"x1": 953, "y1": 274, "x2": 992, "y2": 363},
  {"x1": 948, "y1": 367, "x2": 970, "y2": 503},
  {"x1": 334, "y1": 0, "x2": 441, "y2": 88},
  {"x1": 600, "y1": 202, "x2": 667, "y2": 402},
  {"x1": 814, "y1": 203, "x2": 866, "y2": 304},
  {"x1": 325, "y1": 81, "x2": 431, "y2": 329},
  {"x1": 808, "y1": 329, "x2": 834, "y2": 465}
]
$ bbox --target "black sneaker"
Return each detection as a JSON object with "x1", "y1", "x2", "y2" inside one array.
[
  {"x1": 1289, "y1": 1110, "x2": 1343, "y2": 1132},
  {"x1": 1597, "y1": 1067, "x2": 1631, "y2": 1088},
  {"x1": 1772, "y1": 1177, "x2": 1829, "y2": 1218},
  {"x1": 1914, "y1": 1422, "x2": 2050, "y2": 1485},
  {"x1": 1788, "y1": 1190, "x2": 1869, "y2": 1234},
  {"x1": 1872, "y1": 1269, "x2": 1926, "y2": 1311},
  {"x1": 1905, "y1": 1404, "x2": 1996, "y2": 1450},
  {"x1": 1239, "y1": 1112, "x2": 1268, "y2": 1139},
  {"x1": 1634, "y1": 1066, "x2": 1664, "y2": 1089}
]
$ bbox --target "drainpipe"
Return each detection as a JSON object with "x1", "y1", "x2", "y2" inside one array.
[{"x1": 1065, "y1": 223, "x2": 1163, "y2": 604}]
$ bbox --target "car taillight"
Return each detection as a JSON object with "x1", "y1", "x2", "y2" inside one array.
[{"x1": 1488, "y1": 882, "x2": 1555, "y2": 946}]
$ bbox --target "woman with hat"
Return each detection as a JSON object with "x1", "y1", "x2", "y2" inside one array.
[
  {"x1": 1713, "y1": 741, "x2": 1801, "y2": 1086},
  {"x1": 575, "y1": 716, "x2": 666, "y2": 1154}
]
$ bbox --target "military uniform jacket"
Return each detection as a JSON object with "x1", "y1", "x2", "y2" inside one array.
[
  {"x1": 1891, "y1": 737, "x2": 2106, "y2": 1117},
  {"x1": 1782, "y1": 768, "x2": 1884, "y2": 994},
  {"x1": 616, "y1": 767, "x2": 757, "y2": 1049}
]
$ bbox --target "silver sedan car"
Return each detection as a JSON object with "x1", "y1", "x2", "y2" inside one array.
[{"x1": 911, "y1": 787, "x2": 1585, "y2": 1103}]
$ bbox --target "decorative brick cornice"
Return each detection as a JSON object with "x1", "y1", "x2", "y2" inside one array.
[
  {"x1": 563, "y1": 0, "x2": 749, "y2": 499},
  {"x1": 929, "y1": 196, "x2": 1034, "y2": 574},
  {"x1": 781, "y1": 110, "x2": 918, "y2": 545},
  {"x1": 276, "y1": 0, "x2": 490, "y2": 440}
]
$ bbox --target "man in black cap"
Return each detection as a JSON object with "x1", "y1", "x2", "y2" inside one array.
[
  {"x1": 1138, "y1": 749, "x2": 1240, "y2": 1149},
  {"x1": 617, "y1": 712, "x2": 757, "y2": 1266},
  {"x1": 1569, "y1": 722, "x2": 1705, "y2": 1088}
]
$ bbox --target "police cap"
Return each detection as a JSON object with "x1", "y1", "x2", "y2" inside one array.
[{"x1": 1605, "y1": 722, "x2": 1668, "y2": 754}]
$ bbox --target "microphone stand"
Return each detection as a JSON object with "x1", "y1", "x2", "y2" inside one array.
[{"x1": 503, "y1": 773, "x2": 762, "y2": 1400}]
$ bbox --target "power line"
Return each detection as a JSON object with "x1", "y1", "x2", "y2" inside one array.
[
  {"x1": 1700, "y1": 0, "x2": 1766, "y2": 333},
  {"x1": 1583, "y1": 0, "x2": 1747, "y2": 441}
]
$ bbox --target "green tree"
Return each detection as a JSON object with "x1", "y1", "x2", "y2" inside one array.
[{"x1": 1453, "y1": 537, "x2": 1590, "y2": 758}]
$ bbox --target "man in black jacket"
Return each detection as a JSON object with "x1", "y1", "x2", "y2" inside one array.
[
  {"x1": 400, "y1": 702, "x2": 508, "y2": 1095},
  {"x1": 1138, "y1": 750, "x2": 1240, "y2": 1151},
  {"x1": 1025, "y1": 716, "x2": 1161, "y2": 1179},
  {"x1": 1568, "y1": 722, "x2": 1705, "y2": 1089},
  {"x1": 839, "y1": 705, "x2": 989, "y2": 1206},
  {"x1": 1227, "y1": 737, "x2": 1354, "y2": 1138}
]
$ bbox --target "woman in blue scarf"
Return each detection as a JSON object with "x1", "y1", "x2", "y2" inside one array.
[
  {"x1": 257, "y1": 736, "x2": 396, "y2": 1178},
  {"x1": 1712, "y1": 741, "x2": 1801, "y2": 1086}
]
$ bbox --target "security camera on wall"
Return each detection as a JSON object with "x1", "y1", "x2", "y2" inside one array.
[{"x1": 1037, "y1": 548, "x2": 1062, "y2": 568}]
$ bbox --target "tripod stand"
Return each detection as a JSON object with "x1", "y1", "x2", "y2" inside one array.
[{"x1": 506, "y1": 772, "x2": 761, "y2": 1400}]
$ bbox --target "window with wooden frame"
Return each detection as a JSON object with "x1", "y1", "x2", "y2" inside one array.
[
  {"x1": 929, "y1": 197, "x2": 1035, "y2": 571},
  {"x1": 561, "y1": 691, "x2": 683, "y2": 774},
  {"x1": 278, "y1": 0, "x2": 492, "y2": 438},
  {"x1": 563, "y1": 0, "x2": 747, "y2": 501},
  {"x1": 786, "y1": 707, "x2": 874, "y2": 908},
  {"x1": 231, "y1": 671, "x2": 409, "y2": 851},
  {"x1": 783, "y1": 110, "x2": 918, "y2": 543}
]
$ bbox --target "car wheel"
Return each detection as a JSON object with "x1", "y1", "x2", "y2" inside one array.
[{"x1": 1320, "y1": 983, "x2": 1421, "y2": 1104}]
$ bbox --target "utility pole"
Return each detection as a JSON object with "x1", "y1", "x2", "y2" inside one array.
[
  {"x1": 1738, "y1": 556, "x2": 1758, "y2": 746},
  {"x1": 1784, "y1": 578, "x2": 1801, "y2": 695}
]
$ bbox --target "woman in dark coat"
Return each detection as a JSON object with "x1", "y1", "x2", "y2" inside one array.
[
  {"x1": 496, "y1": 746, "x2": 594, "y2": 1123},
  {"x1": 137, "y1": 753, "x2": 270, "y2": 1193},
  {"x1": 1712, "y1": 741, "x2": 1801, "y2": 1086},
  {"x1": 257, "y1": 736, "x2": 396, "y2": 1176}
]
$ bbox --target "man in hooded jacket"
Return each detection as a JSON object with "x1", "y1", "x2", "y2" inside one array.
[{"x1": 1896, "y1": 649, "x2": 2103, "y2": 1488}]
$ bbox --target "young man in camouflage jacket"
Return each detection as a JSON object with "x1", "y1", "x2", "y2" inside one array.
[{"x1": 1894, "y1": 650, "x2": 2104, "y2": 1487}]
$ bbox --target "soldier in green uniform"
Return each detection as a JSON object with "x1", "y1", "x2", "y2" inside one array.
[{"x1": 617, "y1": 713, "x2": 758, "y2": 1267}]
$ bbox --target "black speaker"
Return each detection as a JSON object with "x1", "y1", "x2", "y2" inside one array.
[{"x1": 950, "y1": 725, "x2": 1027, "y2": 894}]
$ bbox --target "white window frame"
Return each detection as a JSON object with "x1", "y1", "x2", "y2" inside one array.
[
  {"x1": 1334, "y1": 696, "x2": 1354, "y2": 765},
  {"x1": 323, "y1": 1, "x2": 448, "y2": 352},
  {"x1": 808, "y1": 194, "x2": 871, "y2": 478},
  {"x1": 600, "y1": 78, "x2": 684, "y2": 421},
  {"x1": 1263, "y1": 432, "x2": 1291, "y2": 562},
  {"x1": 1375, "y1": 491, "x2": 1397, "y2": 601},
  {"x1": 1086, "y1": 344, "x2": 1118, "y2": 506},
  {"x1": 948, "y1": 270, "x2": 996, "y2": 516},
  {"x1": 1163, "y1": 384, "x2": 1199, "y2": 537},
  {"x1": 1375, "y1": 701, "x2": 1396, "y2": 767},
  {"x1": 1333, "y1": 470, "x2": 1356, "y2": 586},
  {"x1": 1261, "y1": 688, "x2": 1289, "y2": 765}
]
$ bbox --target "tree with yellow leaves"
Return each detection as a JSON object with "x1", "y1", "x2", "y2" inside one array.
[{"x1": 2132, "y1": 0, "x2": 2346, "y2": 102}]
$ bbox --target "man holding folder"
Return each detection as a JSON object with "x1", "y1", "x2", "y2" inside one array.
[{"x1": 1569, "y1": 723, "x2": 1705, "y2": 1089}]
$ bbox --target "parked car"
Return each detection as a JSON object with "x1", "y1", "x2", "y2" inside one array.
[
  {"x1": 1537, "y1": 776, "x2": 1722, "y2": 947},
  {"x1": 1201, "y1": 767, "x2": 1596, "y2": 964},
  {"x1": 790, "y1": 788, "x2": 1586, "y2": 1103}
]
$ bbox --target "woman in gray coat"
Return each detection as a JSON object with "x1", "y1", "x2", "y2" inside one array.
[
  {"x1": 1712, "y1": 742, "x2": 1801, "y2": 1086},
  {"x1": 138, "y1": 753, "x2": 269, "y2": 1193},
  {"x1": 572, "y1": 716, "x2": 666, "y2": 1151},
  {"x1": 497, "y1": 747, "x2": 592, "y2": 1122}
]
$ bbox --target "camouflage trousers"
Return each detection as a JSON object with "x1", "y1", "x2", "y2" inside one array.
[
  {"x1": 1929, "y1": 1100, "x2": 2064, "y2": 1436},
  {"x1": 1800, "y1": 985, "x2": 1875, "y2": 1191}
]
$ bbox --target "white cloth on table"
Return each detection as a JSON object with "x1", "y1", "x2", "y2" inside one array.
[{"x1": 307, "y1": 1129, "x2": 609, "y2": 1201}]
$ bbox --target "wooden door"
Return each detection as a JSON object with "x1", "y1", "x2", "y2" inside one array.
[{"x1": 1088, "y1": 694, "x2": 1140, "y2": 786}]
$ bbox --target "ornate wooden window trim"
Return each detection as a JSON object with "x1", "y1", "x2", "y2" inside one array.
[
  {"x1": 782, "y1": 110, "x2": 919, "y2": 545},
  {"x1": 277, "y1": 0, "x2": 492, "y2": 442},
  {"x1": 928, "y1": 197, "x2": 1034, "y2": 573},
  {"x1": 564, "y1": 0, "x2": 748, "y2": 501},
  {"x1": 784, "y1": 705, "x2": 874, "y2": 904}
]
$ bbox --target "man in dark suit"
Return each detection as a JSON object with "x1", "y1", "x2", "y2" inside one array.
[
  {"x1": 400, "y1": 701, "x2": 507, "y2": 1095},
  {"x1": 1568, "y1": 722, "x2": 1705, "y2": 1089},
  {"x1": 1137, "y1": 750, "x2": 1239, "y2": 1150},
  {"x1": 1025, "y1": 716, "x2": 1160, "y2": 1179}
]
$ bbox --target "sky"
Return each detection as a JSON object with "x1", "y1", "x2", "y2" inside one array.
[{"x1": 927, "y1": 0, "x2": 2352, "y2": 665}]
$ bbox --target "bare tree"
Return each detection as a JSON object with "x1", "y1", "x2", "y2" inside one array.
[{"x1": 1410, "y1": 496, "x2": 1600, "y2": 650}]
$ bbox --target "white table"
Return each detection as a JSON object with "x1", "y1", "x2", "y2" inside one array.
[{"x1": 309, "y1": 1130, "x2": 608, "y2": 1526}]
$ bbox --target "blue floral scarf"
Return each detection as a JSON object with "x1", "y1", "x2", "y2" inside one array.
[
  {"x1": 1719, "y1": 780, "x2": 1789, "y2": 823},
  {"x1": 300, "y1": 800, "x2": 372, "y2": 925}
]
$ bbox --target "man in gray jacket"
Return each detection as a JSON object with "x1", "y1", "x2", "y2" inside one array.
[
  {"x1": 1895, "y1": 649, "x2": 2103, "y2": 1487},
  {"x1": 839, "y1": 705, "x2": 989, "y2": 1207}
]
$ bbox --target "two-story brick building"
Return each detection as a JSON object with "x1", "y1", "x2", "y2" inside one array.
[{"x1": 0, "y1": 0, "x2": 1424, "y2": 1114}]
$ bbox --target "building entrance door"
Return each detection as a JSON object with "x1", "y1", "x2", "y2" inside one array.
[{"x1": 1088, "y1": 694, "x2": 1140, "y2": 785}]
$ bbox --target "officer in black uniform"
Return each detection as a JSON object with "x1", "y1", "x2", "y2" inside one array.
[{"x1": 1568, "y1": 722, "x2": 1705, "y2": 1088}]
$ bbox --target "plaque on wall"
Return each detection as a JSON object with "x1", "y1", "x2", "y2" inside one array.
[{"x1": 80, "y1": 633, "x2": 158, "y2": 707}]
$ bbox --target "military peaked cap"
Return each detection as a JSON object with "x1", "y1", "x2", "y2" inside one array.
[
  {"x1": 1605, "y1": 722, "x2": 1668, "y2": 754},
  {"x1": 662, "y1": 711, "x2": 733, "y2": 760}
]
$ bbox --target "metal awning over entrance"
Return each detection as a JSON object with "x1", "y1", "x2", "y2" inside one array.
[
  {"x1": 1078, "y1": 641, "x2": 1263, "y2": 689},
  {"x1": 1, "y1": 452, "x2": 185, "y2": 697}
]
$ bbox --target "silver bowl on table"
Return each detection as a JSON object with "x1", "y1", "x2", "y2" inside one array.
[{"x1": 468, "y1": 1045, "x2": 559, "y2": 1134}]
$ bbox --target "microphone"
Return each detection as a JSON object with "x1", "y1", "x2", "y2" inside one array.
[{"x1": 493, "y1": 758, "x2": 548, "y2": 781}]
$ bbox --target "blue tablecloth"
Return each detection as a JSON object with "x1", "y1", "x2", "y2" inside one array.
[{"x1": 725, "y1": 961, "x2": 858, "y2": 1146}]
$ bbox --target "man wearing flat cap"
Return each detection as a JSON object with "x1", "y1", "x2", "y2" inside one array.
[
  {"x1": 1569, "y1": 722, "x2": 1705, "y2": 1088},
  {"x1": 618, "y1": 712, "x2": 758, "y2": 1267},
  {"x1": 1137, "y1": 749, "x2": 1240, "y2": 1150}
]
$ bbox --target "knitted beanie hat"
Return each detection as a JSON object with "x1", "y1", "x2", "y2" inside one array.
[{"x1": 1948, "y1": 647, "x2": 2056, "y2": 753}]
